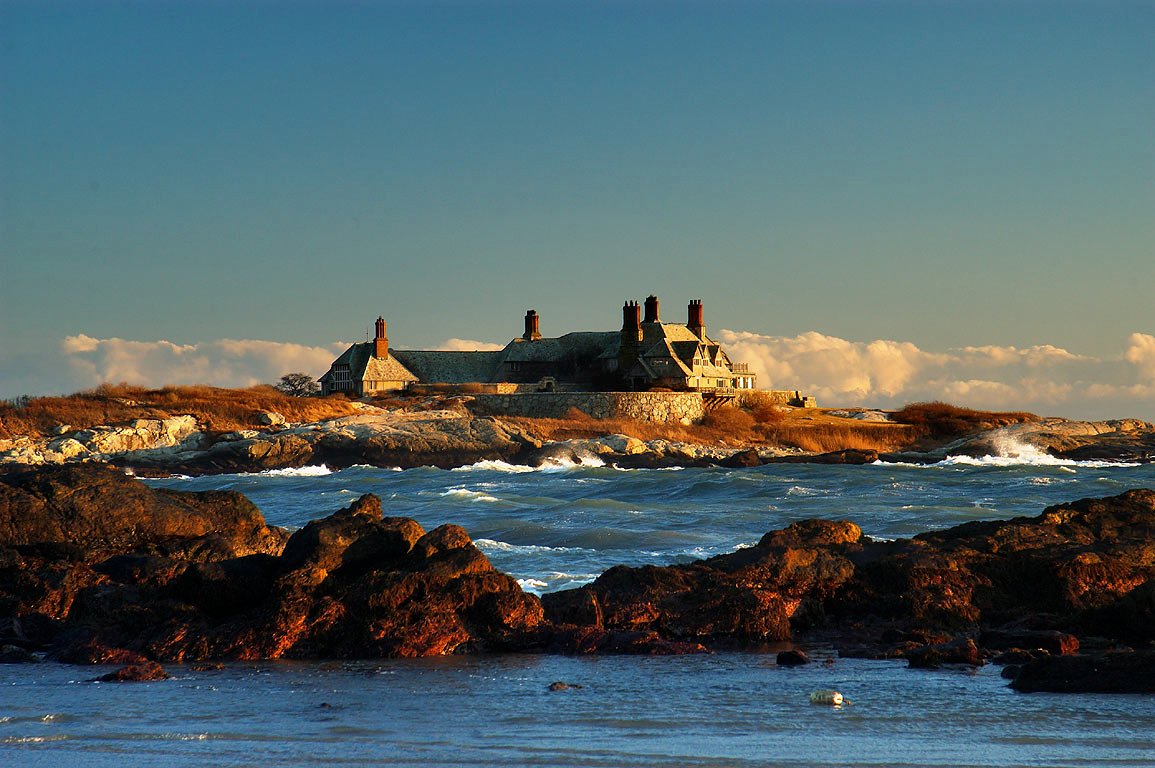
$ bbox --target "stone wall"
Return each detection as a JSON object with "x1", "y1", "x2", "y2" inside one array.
[{"x1": 471, "y1": 392, "x2": 707, "y2": 423}]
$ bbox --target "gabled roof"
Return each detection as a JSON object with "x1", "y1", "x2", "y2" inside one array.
[
  {"x1": 363, "y1": 354, "x2": 419, "y2": 383},
  {"x1": 390, "y1": 350, "x2": 503, "y2": 384},
  {"x1": 500, "y1": 331, "x2": 619, "y2": 363},
  {"x1": 320, "y1": 342, "x2": 418, "y2": 384}
]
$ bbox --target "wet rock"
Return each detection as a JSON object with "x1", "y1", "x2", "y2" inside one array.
[
  {"x1": 720, "y1": 448, "x2": 763, "y2": 468},
  {"x1": 93, "y1": 660, "x2": 169, "y2": 682},
  {"x1": 979, "y1": 629, "x2": 1080, "y2": 656},
  {"x1": 906, "y1": 638, "x2": 984, "y2": 668},
  {"x1": 548, "y1": 681, "x2": 583, "y2": 691},
  {"x1": 769, "y1": 449, "x2": 878, "y2": 465},
  {"x1": 776, "y1": 649, "x2": 810, "y2": 666},
  {"x1": 1010, "y1": 650, "x2": 1155, "y2": 693},
  {"x1": 1, "y1": 467, "x2": 542, "y2": 663},
  {"x1": 546, "y1": 626, "x2": 709, "y2": 655},
  {"x1": 0, "y1": 644, "x2": 39, "y2": 663},
  {"x1": 543, "y1": 519, "x2": 861, "y2": 646}
]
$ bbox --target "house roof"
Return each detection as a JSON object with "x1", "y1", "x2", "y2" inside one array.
[
  {"x1": 390, "y1": 350, "x2": 503, "y2": 383},
  {"x1": 319, "y1": 342, "x2": 419, "y2": 384},
  {"x1": 500, "y1": 331, "x2": 619, "y2": 363}
]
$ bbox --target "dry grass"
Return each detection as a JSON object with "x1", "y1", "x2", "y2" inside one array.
[
  {"x1": 0, "y1": 384, "x2": 360, "y2": 439},
  {"x1": 761, "y1": 423, "x2": 916, "y2": 453},
  {"x1": 891, "y1": 401, "x2": 1036, "y2": 440},
  {"x1": 505, "y1": 398, "x2": 1036, "y2": 455}
]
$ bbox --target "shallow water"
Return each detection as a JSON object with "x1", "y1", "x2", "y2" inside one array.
[{"x1": 4, "y1": 456, "x2": 1155, "y2": 766}]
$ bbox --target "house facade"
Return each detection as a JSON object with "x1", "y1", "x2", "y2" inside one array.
[{"x1": 319, "y1": 296, "x2": 756, "y2": 395}]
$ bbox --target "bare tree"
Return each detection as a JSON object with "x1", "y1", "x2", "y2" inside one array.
[{"x1": 275, "y1": 372, "x2": 319, "y2": 397}]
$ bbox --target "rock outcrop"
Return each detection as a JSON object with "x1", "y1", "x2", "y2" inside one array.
[
  {"x1": 0, "y1": 465, "x2": 541, "y2": 662},
  {"x1": 543, "y1": 489, "x2": 1155, "y2": 669},
  {"x1": 4, "y1": 465, "x2": 1154, "y2": 693}
]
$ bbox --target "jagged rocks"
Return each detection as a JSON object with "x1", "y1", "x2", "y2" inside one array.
[{"x1": 0, "y1": 466, "x2": 543, "y2": 663}]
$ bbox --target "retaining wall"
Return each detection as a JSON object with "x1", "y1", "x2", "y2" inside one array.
[{"x1": 471, "y1": 392, "x2": 707, "y2": 423}]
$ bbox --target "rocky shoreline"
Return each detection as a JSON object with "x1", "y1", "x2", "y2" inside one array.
[
  {"x1": 2, "y1": 402, "x2": 1153, "y2": 476},
  {"x1": 2, "y1": 464, "x2": 1153, "y2": 692}
]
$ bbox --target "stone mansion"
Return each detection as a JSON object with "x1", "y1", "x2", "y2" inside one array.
[{"x1": 319, "y1": 295, "x2": 757, "y2": 397}]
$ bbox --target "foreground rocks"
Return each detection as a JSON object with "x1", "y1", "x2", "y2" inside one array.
[
  {"x1": 3, "y1": 465, "x2": 1154, "y2": 693},
  {"x1": 543, "y1": 488, "x2": 1155, "y2": 687},
  {"x1": 0, "y1": 465, "x2": 540, "y2": 661}
]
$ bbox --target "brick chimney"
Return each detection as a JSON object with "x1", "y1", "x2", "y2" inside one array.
[
  {"x1": 523, "y1": 309, "x2": 541, "y2": 341},
  {"x1": 373, "y1": 316, "x2": 389, "y2": 359},
  {"x1": 619, "y1": 300, "x2": 642, "y2": 374},
  {"x1": 687, "y1": 299, "x2": 705, "y2": 340},
  {"x1": 643, "y1": 295, "x2": 660, "y2": 324}
]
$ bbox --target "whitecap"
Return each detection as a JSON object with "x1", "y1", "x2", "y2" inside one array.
[
  {"x1": 474, "y1": 538, "x2": 588, "y2": 554},
  {"x1": 240, "y1": 465, "x2": 333, "y2": 477},
  {"x1": 786, "y1": 485, "x2": 828, "y2": 497},
  {"x1": 440, "y1": 488, "x2": 500, "y2": 503},
  {"x1": 452, "y1": 460, "x2": 536, "y2": 474}
]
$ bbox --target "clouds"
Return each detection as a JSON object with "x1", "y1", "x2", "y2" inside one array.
[
  {"x1": 717, "y1": 329, "x2": 1155, "y2": 419},
  {"x1": 3, "y1": 329, "x2": 1150, "y2": 421},
  {"x1": 435, "y1": 338, "x2": 506, "y2": 352},
  {"x1": 60, "y1": 335, "x2": 347, "y2": 391}
]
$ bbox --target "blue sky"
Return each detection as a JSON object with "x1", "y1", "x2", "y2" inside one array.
[{"x1": 2, "y1": 1, "x2": 1153, "y2": 418}]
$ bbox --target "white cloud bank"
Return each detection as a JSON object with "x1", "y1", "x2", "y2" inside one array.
[
  {"x1": 8, "y1": 330, "x2": 1150, "y2": 420},
  {"x1": 717, "y1": 330, "x2": 1155, "y2": 420},
  {"x1": 60, "y1": 335, "x2": 349, "y2": 390}
]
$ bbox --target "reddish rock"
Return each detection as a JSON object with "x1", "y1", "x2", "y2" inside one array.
[
  {"x1": 906, "y1": 637, "x2": 984, "y2": 668},
  {"x1": 978, "y1": 629, "x2": 1080, "y2": 657},
  {"x1": 93, "y1": 660, "x2": 169, "y2": 682},
  {"x1": 720, "y1": 449, "x2": 763, "y2": 468}
]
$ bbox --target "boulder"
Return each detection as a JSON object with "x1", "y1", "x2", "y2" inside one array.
[
  {"x1": 906, "y1": 638, "x2": 984, "y2": 668},
  {"x1": 93, "y1": 661, "x2": 169, "y2": 683},
  {"x1": 1009, "y1": 650, "x2": 1155, "y2": 693},
  {"x1": 776, "y1": 649, "x2": 810, "y2": 666}
]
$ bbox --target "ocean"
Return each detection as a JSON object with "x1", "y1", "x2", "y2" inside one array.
[{"x1": 4, "y1": 453, "x2": 1155, "y2": 767}]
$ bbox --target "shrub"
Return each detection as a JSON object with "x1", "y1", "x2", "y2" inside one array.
[{"x1": 891, "y1": 401, "x2": 1036, "y2": 439}]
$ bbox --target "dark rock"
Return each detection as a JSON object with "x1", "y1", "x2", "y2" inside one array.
[
  {"x1": 93, "y1": 660, "x2": 169, "y2": 682},
  {"x1": 1010, "y1": 650, "x2": 1155, "y2": 693},
  {"x1": 979, "y1": 629, "x2": 1080, "y2": 656},
  {"x1": 546, "y1": 626, "x2": 710, "y2": 655},
  {"x1": 720, "y1": 449, "x2": 763, "y2": 468},
  {"x1": 992, "y1": 648, "x2": 1044, "y2": 665},
  {"x1": 1, "y1": 467, "x2": 543, "y2": 663},
  {"x1": 770, "y1": 449, "x2": 879, "y2": 465},
  {"x1": 776, "y1": 649, "x2": 810, "y2": 666},
  {"x1": 543, "y1": 519, "x2": 861, "y2": 646},
  {"x1": 906, "y1": 638, "x2": 984, "y2": 668},
  {"x1": 0, "y1": 644, "x2": 39, "y2": 663},
  {"x1": 548, "y1": 681, "x2": 583, "y2": 691}
]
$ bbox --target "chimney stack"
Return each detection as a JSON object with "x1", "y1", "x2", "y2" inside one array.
[
  {"x1": 523, "y1": 309, "x2": 541, "y2": 341},
  {"x1": 687, "y1": 299, "x2": 705, "y2": 340},
  {"x1": 619, "y1": 300, "x2": 643, "y2": 374},
  {"x1": 643, "y1": 295, "x2": 660, "y2": 324},
  {"x1": 373, "y1": 316, "x2": 389, "y2": 358}
]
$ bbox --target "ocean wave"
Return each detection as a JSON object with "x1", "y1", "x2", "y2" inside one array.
[
  {"x1": 451, "y1": 460, "x2": 537, "y2": 474},
  {"x1": 440, "y1": 488, "x2": 501, "y2": 503},
  {"x1": 786, "y1": 485, "x2": 829, "y2": 497},
  {"x1": 474, "y1": 538, "x2": 590, "y2": 554},
  {"x1": 936, "y1": 454, "x2": 1140, "y2": 469},
  {"x1": 239, "y1": 465, "x2": 333, "y2": 477},
  {"x1": 452, "y1": 456, "x2": 605, "y2": 474}
]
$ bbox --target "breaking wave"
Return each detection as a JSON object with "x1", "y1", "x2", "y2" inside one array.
[
  {"x1": 242, "y1": 465, "x2": 334, "y2": 477},
  {"x1": 440, "y1": 488, "x2": 501, "y2": 503},
  {"x1": 451, "y1": 455, "x2": 605, "y2": 474}
]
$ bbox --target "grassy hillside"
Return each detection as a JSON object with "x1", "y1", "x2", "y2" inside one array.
[{"x1": 0, "y1": 384, "x2": 359, "y2": 440}]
